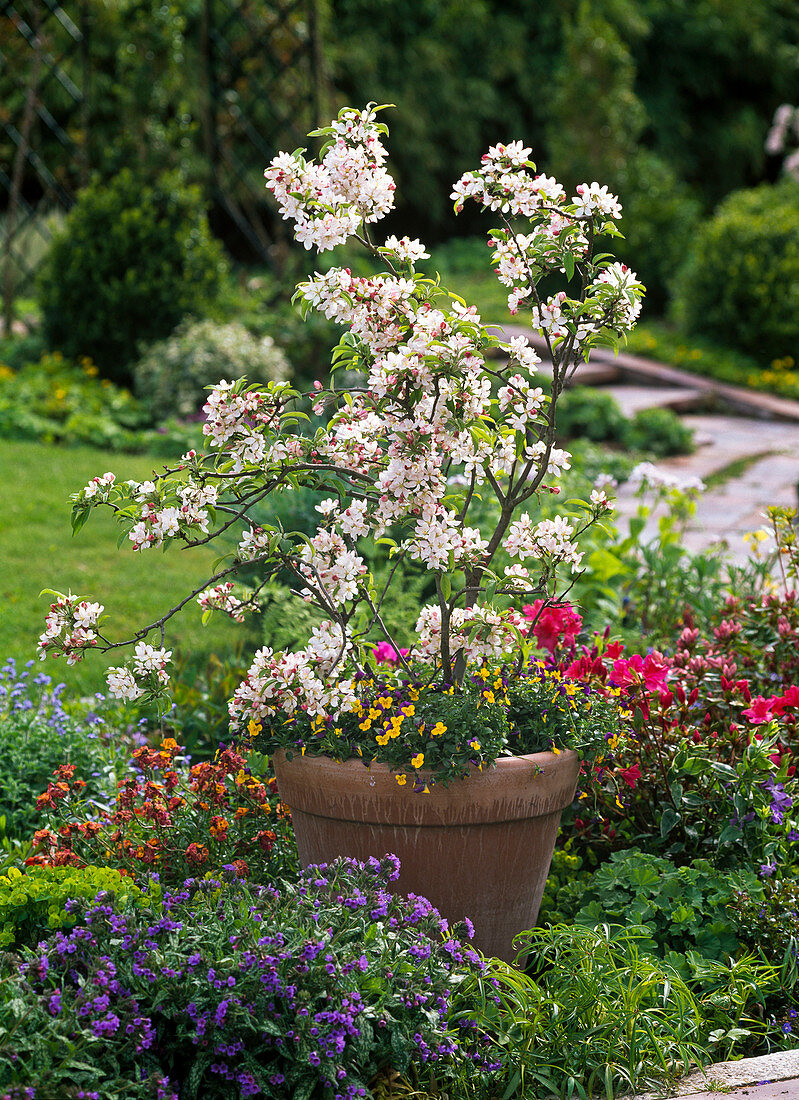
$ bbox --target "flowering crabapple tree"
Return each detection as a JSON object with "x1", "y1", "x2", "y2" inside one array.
[{"x1": 39, "y1": 105, "x2": 644, "y2": 738}]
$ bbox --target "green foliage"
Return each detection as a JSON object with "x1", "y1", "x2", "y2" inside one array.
[
  {"x1": 542, "y1": 849, "x2": 758, "y2": 967},
  {"x1": 39, "y1": 169, "x2": 227, "y2": 383},
  {"x1": 546, "y1": 1, "x2": 647, "y2": 188},
  {"x1": 627, "y1": 406, "x2": 695, "y2": 457},
  {"x1": 631, "y1": 0, "x2": 799, "y2": 209},
  {"x1": 673, "y1": 180, "x2": 799, "y2": 365},
  {"x1": 169, "y1": 648, "x2": 252, "y2": 761},
  {"x1": 730, "y1": 871, "x2": 799, "y2": 968},
  {"x1": 555, "y1": 386, "x2": 693, "y2": 457},
  {"x1": 0, "y1": 864, "x2": 144, "y2": 949},
  {"x1": 505, "y1": 664, "x2": 622, "y2": 757},
  {"x1": 0, "y1": 350, "x2": 211, "y2": 453},
  {"x1": 133, "y1": 319, "x2": 290, "y2": 421},
  {"x1": 0, "y1": 351, "x2": 147, "y2": 447},
  {"x1": 323, "y1": 0, "x2": 561, "y2": 239},
  {"x1": 609, "y1": 150, "x2": 701, "y2": 311},
  {"x1": 555, "y1": 386, "x2": 629, "y2": 444},
  {"x1": 454, "y1": 924, "x2": 705, "y2": 1099}
]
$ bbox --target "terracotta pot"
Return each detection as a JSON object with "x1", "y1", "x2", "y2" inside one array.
[{"x1": 272, "y1": 748, "x2": 580, "y2": 962}]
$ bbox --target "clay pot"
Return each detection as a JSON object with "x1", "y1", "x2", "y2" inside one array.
[{"x1": 272, "y1": 748, "x2": 580, "y2": 962}]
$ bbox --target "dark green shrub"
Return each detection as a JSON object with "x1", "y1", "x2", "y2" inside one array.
[
  {"x1": 610, "y1": 150, "x2": 701, "y2": 312},
  {"x1": 39, "y1": 169, "x2": 227, "y2": 384},
  {"x1": 672, "y1": 180, "x2": 799, "y2": 365},
  {"x1": 133, "y1": 318, "x2": 290, "y2": 421},
  {"x1": 627, "y1": 405, "x2": 695, "y2": 456},
  {"x1": 555, "y1": 386, "x2": 629, "y2": 444},
  {"x1": 0, "y1": 864, "x2": 143, "y2": 949}
]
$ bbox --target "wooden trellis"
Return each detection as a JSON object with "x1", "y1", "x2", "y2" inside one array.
[{"x1": 0, "y1": 0, "x2": 321, "y2": 313}]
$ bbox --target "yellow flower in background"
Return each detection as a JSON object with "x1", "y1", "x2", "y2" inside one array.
[
  {"x1": 411, "y1": 752, "x2": 424, "y2": 769},
  {"x1": 396, "y1": 774, "x2": 407, "y2": 786},
  {"x1": 247, "y1": 718, "x2": 263, "y2": 738},
  {"x1": 408, "y1": 687, "x2": 420, "y2": 701},
  {"x1": 469, "y1": 739, "x2": 481, "y2": 752},
  {"x1": 430, "y1": 722, "x2": 447, "y2": 737}
]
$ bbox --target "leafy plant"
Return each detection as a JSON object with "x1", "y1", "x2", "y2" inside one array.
[
  {"x1": 541, "y1": 849, "x2": 758, "y2": 966},
  {"x1": 0, "y1": 658, "x2": 137, "y2": 841},
  {"x1": 0, "y1": 864, "x2": 144, "y2": 949},
  {"x1": 672, "y1": 179, "x2": 799, "y2": 365},
  {"x1": 627, "y1": 406, "x2": 695, "y2": 457},
  {"x1": 133, "y1": 319, "x2": 290, "y2": 421},
  {"x1": 454, "y1": 924, "x2": 705, "y2": 1099},
  {"x1": 39, "y1": 169, "x2": 227, "y2": 383}
]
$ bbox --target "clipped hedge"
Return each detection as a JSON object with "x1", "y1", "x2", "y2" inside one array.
[
  {"x1": 673, "y1": 180, "x2": 799, "y2": 366},
  {"x1": 40, "y1": 169, "x2": 227, "y2": 384}
]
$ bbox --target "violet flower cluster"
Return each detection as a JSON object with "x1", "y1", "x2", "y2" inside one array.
[{"x1": 4, "y1": 856, "x2": 499, "y2": 1099}]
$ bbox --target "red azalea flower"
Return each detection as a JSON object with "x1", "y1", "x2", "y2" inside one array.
[
  {"x1": 523, "y1": 600, "x2": 583, "y2": 652},
  {"x1": 617, "y1": 763, "x2": 642, "y2": 789}
]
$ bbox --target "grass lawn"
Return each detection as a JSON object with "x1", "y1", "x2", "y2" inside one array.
[{"x1": 0, "y1": 439, "x2": 245, "y2": 696}]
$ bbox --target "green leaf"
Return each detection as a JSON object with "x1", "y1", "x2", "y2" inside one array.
[{"x1": 660, "y1": 808, "x2": 680, "y2": 837}]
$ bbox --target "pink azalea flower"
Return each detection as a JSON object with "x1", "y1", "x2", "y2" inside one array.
[
  {"x1": 522, "y1": 600, "x2": 583, "y2": 652},
  {"x1": 617, "y1": 763, "x2": 642, "y2": 789},
  {"x1": 372, "y1": 642, "x2": 409, "y2": 666},
  {"x1": 742, "y1": 696, "x2": 776, "y2": 724}
]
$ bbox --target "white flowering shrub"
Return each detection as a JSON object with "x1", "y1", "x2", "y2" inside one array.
[
  {"x1": 133, "y1": 319, "x2": 290, "y2": 421},
  {"x1": 41, "y1": 106, "x2": 644, "y2": 762}
]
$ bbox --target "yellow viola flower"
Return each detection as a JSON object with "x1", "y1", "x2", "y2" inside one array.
[
  {"x1": 469, "y1": 739, "x2": 481, "y2": 751},
  {"x1": 396, "y1": 774, "x2": 407, "y2": 786},
  {"x1": 411, "y1": 752, "x2": 424, "y2": 769},
  {"x1": 430, "y1": 722, "x2": 447, "y2": 737}
]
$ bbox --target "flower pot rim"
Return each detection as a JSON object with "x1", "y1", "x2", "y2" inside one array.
[{"x1": 272, "y1": 746, "x2": 581, "y2": 827}]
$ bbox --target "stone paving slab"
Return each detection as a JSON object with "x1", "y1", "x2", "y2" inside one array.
[
  {"x1": 601, "y1": 385, "x2": 707, "y2": 416},
  {"x1": 612, "y1": 414, "x2": 799, "y2": 563},
  {"x1": 637, "y1": 1051, "x2": 799, "y2": 1099}
]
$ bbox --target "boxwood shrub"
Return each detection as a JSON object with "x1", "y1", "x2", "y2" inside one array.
[{"x1": 39, "y1": 169, "x2": 227, "y2": 384}]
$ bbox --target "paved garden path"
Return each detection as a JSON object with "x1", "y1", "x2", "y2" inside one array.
[{"x1": 496, "y1": 325, "x2": 799, "y2": 564}]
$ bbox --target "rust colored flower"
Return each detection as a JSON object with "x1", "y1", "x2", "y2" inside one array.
[
  {"x1": 185, "y1": 842, "x2": 210, "y2": 867},
  {"x1": 209, "y1": 815, "x2": 230, "y2": 839}
]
